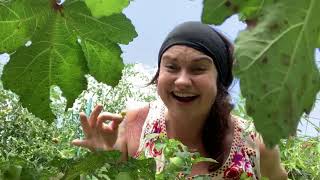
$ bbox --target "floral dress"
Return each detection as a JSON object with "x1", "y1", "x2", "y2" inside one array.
[{"x1": 134, "y1": 99, "x2": 261, "y2": 180}]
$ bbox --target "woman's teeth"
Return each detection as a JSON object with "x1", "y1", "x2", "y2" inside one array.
[
  {"x1": 172, "y1": 92, "x2": 198, "y2": 103},
  {"x1": 173, "y1": 92, "x2": 196, "y2": 97}
]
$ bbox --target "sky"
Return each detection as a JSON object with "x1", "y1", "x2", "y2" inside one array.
[{"x1": 0, "y1": 0, "x2": 319, "y2": 136}]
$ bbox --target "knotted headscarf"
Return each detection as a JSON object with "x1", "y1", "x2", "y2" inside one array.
[{"x1": 158, "y1": 21, "x2": 233, "y2": 88}]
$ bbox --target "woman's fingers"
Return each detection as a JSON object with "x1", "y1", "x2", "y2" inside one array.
[
  {"x1": 97, "y1": 112, "x2": 123, "y2": 133},
  {"x1": 110, "y1": 121, "x2": 120, "y2": 130},
  {"x1": 80, "y1": 112, "x2": 90, "y2": 137},
  {"x1": 74, "y1": 109, "x2": 123, "y2": 151},
  {"x1": 89, "y1": 104, "x2": 103, "y2": 128},
  {"x1": 71, "y1": 139, "x2": 95, "y2": 151},
  {"x1": 71, "y1": 139, "x2": 85, "y2": 146},
  {"x1": 100, "y1": 124, "x2": 114, "y2": 134},
  {"x1": 99, "y1": 121, "x2": 119, "y2": 134}
]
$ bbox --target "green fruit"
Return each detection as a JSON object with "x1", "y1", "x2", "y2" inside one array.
[
  {"x1": 120, "y1": 111, "x2": 127, "y2": 118},
  {"x1": 169, "y1": 157, "x2": 184, "y2": 168},
  {"x1": 52, "y1": 138, "x2": 59, "y2": 144},
  {"x1": 164, "y1": 147, "x2": 173, "y2": 156}
]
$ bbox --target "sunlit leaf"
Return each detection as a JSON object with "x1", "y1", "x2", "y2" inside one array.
[
  {"x1": 66, "y1": 2, "x2": 137, "y2": 45},
  {"x1": 0, "y1": 0, "x2": 137, "y2": 122},
  {"x1": 80, "y1": 39, "x2": 124, "y2": 86},
  {"x1": 0, "y1": 1, "x2": 47, "y2": 52},
  {"x1": 85, "y1": 0, "x2": 129, "y2": 18},
  {"x1": 2, "y1": 5, "x2": 87, "y2": 121}
]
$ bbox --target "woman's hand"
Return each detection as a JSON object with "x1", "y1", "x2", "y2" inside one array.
[{"x1": 72, "y1": 105, "x2": 124, "y2": 152}]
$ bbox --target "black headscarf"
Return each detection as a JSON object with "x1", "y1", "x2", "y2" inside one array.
[{"x1": 158, "y1": 21, "x2": 233, "y2": 88}]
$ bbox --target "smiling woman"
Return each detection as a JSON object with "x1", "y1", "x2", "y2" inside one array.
[
  {"x1": 72, "y1": 21, "x2": 288, "y2": 180},
  {"x1": 157, "y1": 46, "x2": 217, "y2": 106}
]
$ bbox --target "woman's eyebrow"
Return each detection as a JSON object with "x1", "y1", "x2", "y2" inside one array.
[
  {"x1": 192, "y1": 55, "x2": 213, "y2": 63},
  {"x1": 161, "y1": 54, "x2": 177, "y2": 62}
]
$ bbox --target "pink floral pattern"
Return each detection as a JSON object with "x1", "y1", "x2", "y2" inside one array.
[
  {"x1": 223, "y1": 148, "x2": 255, "y2": 179},
  {"x1": 134, "y1": 100, "x2": 261, "y2": 179}
]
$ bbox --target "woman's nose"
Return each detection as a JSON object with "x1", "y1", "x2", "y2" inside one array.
[{"x1": 174, "y1": 71, "x2": 192, "y2": 88}]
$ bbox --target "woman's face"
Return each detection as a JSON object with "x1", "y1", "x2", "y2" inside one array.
[{"x1": 157, "y1": 45, "x2": 218, "y2": 117}]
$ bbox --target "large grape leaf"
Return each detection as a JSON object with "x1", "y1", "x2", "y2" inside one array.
[
  {"x1": 85, "y1": 0, "x2": 130, "y2": 18},
  {"x1": 0, "y1": 0, "x2": 137, "y2": 122},
  {"x1": 234, "y1": 0, "x2": 320, "y2": 146},
  {"x1": 201, "y1": 0, "x2": 274, "y2": 25}
]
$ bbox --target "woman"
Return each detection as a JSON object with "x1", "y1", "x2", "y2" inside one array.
[{"x1": 72, "y1": 22, "x2": 287, "y2": 179}]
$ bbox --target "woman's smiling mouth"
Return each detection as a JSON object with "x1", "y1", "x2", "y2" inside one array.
[{"x1": 171, "y1": 92, "x2": 199, "y2": 103}]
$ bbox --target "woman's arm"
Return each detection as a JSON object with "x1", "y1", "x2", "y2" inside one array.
[
  {"x1": 258, "y1": 139, "x2": 288, "y2": 180},
  {"x1": 113, "y1": 105, "x2": 149, "y2": 159},
  {"x1": 124, "y1": 105, "x2": 149, "y2": 157}
]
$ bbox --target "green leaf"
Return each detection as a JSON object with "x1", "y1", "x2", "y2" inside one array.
[
  {"x1": 0, "y1": 0, "x2": 137, "y2": 122},
  {"x1": 85, "y1": 0, "x2": 130, "y2": 18},
  {"x1": 0, "y1": 1, "x2": 47, "y2": 52},
  {"x1": 192, "y1": 157, "x2": 217, "y2": 164},
  {"x1": 66, "y1": 1, "x2": 137, "y2": 45},
  {"x1": 201, "y1": 0, "x2": 274, "y2": 25},
  {"x1": 97, "y1": 156, "x2": 156, "y2": 179},
  {"x1": 234, "y1": 0, "x2": 320, "y2": 146},
  {"x1": 115, "y1": 172, "x2": 134, "y2": 180},
  {"x1": 0, "y1": 157, "x2": 41, "y2": 180},
  {"x1": 60, "y1": 150, "x2": 155, "y2": 180},
  {"x1": 80, "y1": 39, "x2": 124, "y2": 87},
  {"x1": 63, "y1": 151, "x2": 122, "y2": 180},
  {"x1": 1, "y1": 165, "x2": 22, "y2": 180},
  {"x1": 97, "y1": 13, "x2": 137, "y2": 45},
  {"x1": 201, "y1": 0, "x2": 235, "y2": 24},
  {"x1": 2, "y1": 8, "x2": 87, "y2": 121}
]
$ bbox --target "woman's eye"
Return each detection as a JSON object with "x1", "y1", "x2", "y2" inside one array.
[
  {"x1": 192, "y1": 67, "x2": 206, "y2": 72},
  {"x1": 165, "y1": 64, "x2": 177, "y2": 70}
]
